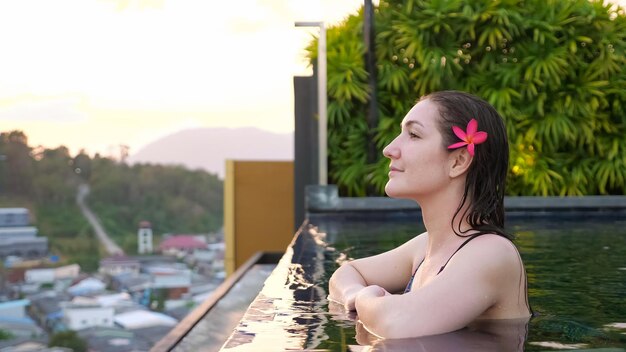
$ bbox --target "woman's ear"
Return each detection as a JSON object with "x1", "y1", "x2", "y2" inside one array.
[{"x1": 448, "y1": 149, "x2": 473, "y2": 178}]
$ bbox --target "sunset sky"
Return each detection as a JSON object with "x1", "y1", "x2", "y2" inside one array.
[
  {"x1": 0, "y1": 0, "x2": 367, "y2": 157},
  {"x1": 3, "y1": 0, "x2": 625, "y2": 159}
]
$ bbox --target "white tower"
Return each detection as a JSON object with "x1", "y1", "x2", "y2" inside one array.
[{"x1": 137, "y1": 221, "x2": 153, "y2": 254}]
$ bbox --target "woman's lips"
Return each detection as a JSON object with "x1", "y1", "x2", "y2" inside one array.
[{"x1": 389, "y1": 166, "x2": 403, "y2": 175}]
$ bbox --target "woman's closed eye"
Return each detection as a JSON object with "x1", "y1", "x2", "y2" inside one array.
[{"x1": 408, "y1": 131, "x2": 420, "y2": 139}]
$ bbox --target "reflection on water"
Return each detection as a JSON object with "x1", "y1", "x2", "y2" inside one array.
[
  {"x1": 222, "y1": 230, "x2": 331, "y2": 351},
  {"x1": 221, "y1": 216, "x2": 626, "y2": 351},
  {"x1": 325, "y1": 298, "x2": 531, "y2": 352},
  {"x1": 350, "y1": 318, "x2": 529, "y2": 352}
]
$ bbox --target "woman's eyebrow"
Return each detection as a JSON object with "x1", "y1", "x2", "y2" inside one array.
[{"x1": 402, "y1": 120, "x2": 425, "y2": 129}]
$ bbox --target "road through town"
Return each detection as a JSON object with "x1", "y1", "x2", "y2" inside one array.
[{"x1": 76, "y1": 183, "x2": 124, "y2": 256}]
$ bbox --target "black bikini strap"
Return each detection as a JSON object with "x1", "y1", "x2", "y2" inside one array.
[
  {"x1": 404, "y1": 258, "x2": 424, "y2": 294},
  {"x1": 406, "y1": 234, "x2": 484, "y2": 293},
  {"x1": 437, "y1": 234, "x2": 483, "y2": 274}
]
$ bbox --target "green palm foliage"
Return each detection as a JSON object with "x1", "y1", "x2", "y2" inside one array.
[{"x1": 305, "y1": 0, "x2": 626, "y2": 196}]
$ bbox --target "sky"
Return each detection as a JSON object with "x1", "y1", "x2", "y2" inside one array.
[
  {"x1": 3, "y1": 0, "x2": 625, "y2": 159},
  {"x1": 0, "y1": 0, "x2": 367, "y2": 157}
]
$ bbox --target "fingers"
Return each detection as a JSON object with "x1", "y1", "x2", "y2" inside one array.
[{"x1": 345, "y1": 295, "x2": 357, "y2": 311}]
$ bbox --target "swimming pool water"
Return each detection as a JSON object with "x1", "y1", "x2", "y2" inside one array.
[{"x1": 221, "y1": 213, "x2": 626, "y2": 351}]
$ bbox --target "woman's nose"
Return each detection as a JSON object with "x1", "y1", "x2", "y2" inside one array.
[{"x1": 383, "y1": 138, "x2": 399, "y2": 159}]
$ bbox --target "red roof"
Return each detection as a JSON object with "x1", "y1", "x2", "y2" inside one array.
[
  {"x1": 100, "y1": 254, "x2": 138, "y2": 264},
  {"x1": 159, "y1": 235, "x2": 207, "y2": 250}
]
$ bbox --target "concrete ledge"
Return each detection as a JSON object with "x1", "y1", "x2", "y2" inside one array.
[{"x1": 151, "y1": 251, "x2": 282, "y2": 352}]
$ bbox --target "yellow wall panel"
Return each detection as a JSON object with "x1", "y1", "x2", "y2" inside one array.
[{"x1": 224, "y1": 161, "x2": 294, "y2": 275}]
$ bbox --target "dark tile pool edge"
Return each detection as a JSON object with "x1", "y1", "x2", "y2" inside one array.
[
  {"x1": 306, "y1": 185, "x2": 626, "y2": 216},
  {"x1": 151, "y1": 251, "x2": 283, "y2": 352}
]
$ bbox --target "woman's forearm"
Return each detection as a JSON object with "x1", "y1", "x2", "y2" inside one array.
[
  {"x1": 328, "y1": 262, "x2": 368, "y2": 309},
  {"x1": 354, "y1": 286, "x2": 396, "y2": 338}
]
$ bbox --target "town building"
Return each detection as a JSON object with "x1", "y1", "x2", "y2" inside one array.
[
  {"x1": 137, "y1": 221, "x2": 153, "y2": 254},
  {"x1": 76, "y1": 326, "x2": 151, "y2": 352},
  {"x1": 67, "y1": 277, "x2": 106, "y2": 297},
  {"x1": 0, "y1": 208, "x2": 47, "y2": 259},
  {"x1": 28, "y1": 291, "x2": 71, "y2": 332},
  {"x1": 60, "y1": 298, "x2": 114, "y2": 331},
  {"x1": 159, "y1": 235, "x2": 207, "y2": 256},
  {"x1": 24, "y1": 264, "x2": 80, "y2": 285},
  {"x1": 98, "y1": 255, "x2": 141, "y2": 277},
  {"x1": 0, "y1": 299, "x2": 44, "y2": 342}
]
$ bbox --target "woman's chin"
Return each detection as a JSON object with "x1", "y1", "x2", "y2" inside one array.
[
  {"x1": 385, "y1": 185, "x2": 417, "y2": 201},
  {"x1": 384, "y1": 185, "x2": 404, "y2": 199}
]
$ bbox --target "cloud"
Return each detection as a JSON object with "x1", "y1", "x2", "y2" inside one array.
[{"x1": 0, "y1": 96, "x2": 87, "y2": 122}]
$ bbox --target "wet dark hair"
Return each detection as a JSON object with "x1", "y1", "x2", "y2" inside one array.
[{"x1": 421, "y1": 90, "x2": 511, "y2": 240}]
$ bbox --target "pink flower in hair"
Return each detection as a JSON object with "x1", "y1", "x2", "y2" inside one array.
[{"x1": 447, "y1": 118, "x2": 488, "y2": 156}]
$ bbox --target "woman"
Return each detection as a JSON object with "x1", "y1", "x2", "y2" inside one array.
[{"x1": 328, "y1": 90, "x2": 531, "y2": 339}]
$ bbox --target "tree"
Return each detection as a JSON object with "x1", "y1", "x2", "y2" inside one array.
[
  {"x1": 307, "y1": 0, "x2": 626, "y2": 196},
  {"x1": 88, "y1": 160, "x2": 223, "y2": 253},
  {"x1": 73, "y1": 151, "x2": 92, "y2": 181},
  {"x1": 0, "y1": 131, "x2": 34, "y2": 196},
  {"x1": 0, "y1": 329, "x2": 13, "y2": 340},
  {"x1": 0, "y1": 130, "x2": 224, "y2": 265},
  {"x1": 48, "y1": 330, "x2": 87, "y2": 352},
  {"x1": 33, "y1": 146, "x2": 77, "y2": 205}
]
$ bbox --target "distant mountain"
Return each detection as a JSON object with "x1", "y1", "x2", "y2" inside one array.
[{"x1": 127, "y1": 127, "x2": 293, "y2": 178}]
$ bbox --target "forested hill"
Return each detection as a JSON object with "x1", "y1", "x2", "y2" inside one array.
[{"x1": 0, "y1": 130, "x2": 223, "y2": 271}]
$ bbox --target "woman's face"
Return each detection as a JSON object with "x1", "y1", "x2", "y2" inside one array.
[{"x1": 382, "y1": 99, "x2": 452, "y2": 199}]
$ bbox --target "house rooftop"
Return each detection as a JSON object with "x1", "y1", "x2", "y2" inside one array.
[
  {"x1": 114, "y1": 310, "x2": 177, "y2": 330},
  {"x1": 0, "y1": 299, "x2": 29, "y2": 310},
  {"x1": 0, "y1": 338, "x2": 59, "y2": 351},
  {"x1": 77, "y1": 326, "x2": 151, "y2": 352},
  {"x1": 159, "y1": 235, "x2": 206, "y2": 250},
  {"x1": 99, "y1": 255, "x2": 139, "y2": 265},
  {"x1": 0, "y1": 208, "x2": 29, "y2": 215},
  {"x1": 29, "y1": 292, "x2": 71, "y2": 315}
]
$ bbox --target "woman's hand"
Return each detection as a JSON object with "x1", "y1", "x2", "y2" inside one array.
[
  {"x1": 356, "y1": 285, "x2": 391, "y2": 302},
  {"x1": 328, "y1": 285, "x2": 364, "y2": 311},
  {"x1": 327, "y1": 299, "x2": 358, "y2": 321},
  {"x1": 343, "y1": 285, "x2": 367, "y2": 311},
  {"x1": 329, "y1": 284, "x2": 390, "y2": 312},
  {"x1": 327, "y1": 234, "x2": 424, "y2": 315},
  {"x1": 328, "y1": 262, "x2": 370, "y2": 311}
]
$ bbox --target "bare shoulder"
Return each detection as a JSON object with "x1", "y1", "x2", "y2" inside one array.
[
  {"x1": 399, "y1": 231, "x2": 429, "y2": 255},
  {"x1": 390, "y1": 231, "x2": 428, "y2": 270},
  {"x1": 406, "y1": 231, "x2": 429, "y2": 247},
  {"x1": 456, "y1": 234, "x2": 522, "y2": 273},
  {"x1": 472, "y1": 234, "x2": 519, "y2": 255}
]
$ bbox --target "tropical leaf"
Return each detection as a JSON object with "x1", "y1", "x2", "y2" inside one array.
[{"x1": 307, "y1": 0, "x2": 626, "y2": 196}]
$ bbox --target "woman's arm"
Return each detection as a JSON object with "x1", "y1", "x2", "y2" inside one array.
[
  {"x1": 354, "y1": 265, "x2": 495, "y2": 338},
  {"x1": 354, "y1": 236, "x2": 516, "y2": 338},
  {"x1": 328, "y1": 262, "x2": 367, "y2": 310},
  {"x1": 328, "y1": 233, "x2": 427, "y2": 310}
]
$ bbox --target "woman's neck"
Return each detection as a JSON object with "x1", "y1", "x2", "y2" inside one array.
[{"x1": 419, "y1": 184, "x2": 472, "y2": 255}]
